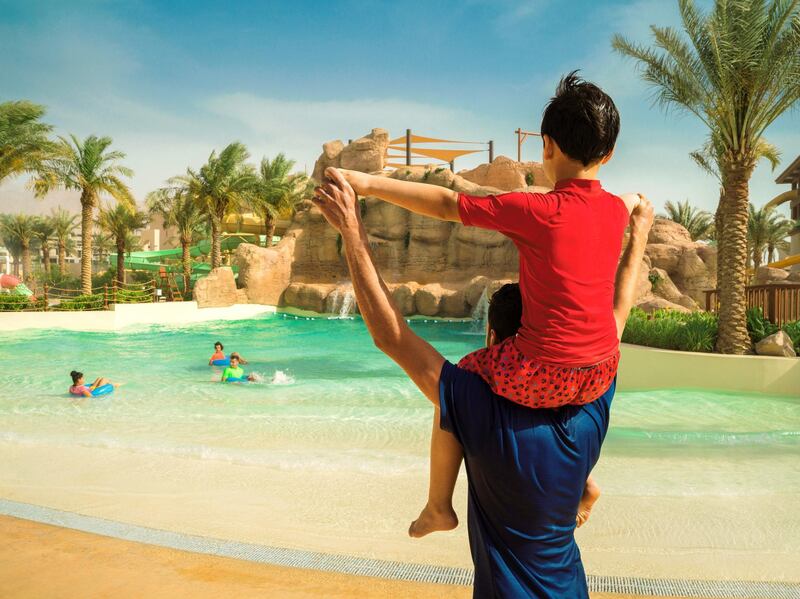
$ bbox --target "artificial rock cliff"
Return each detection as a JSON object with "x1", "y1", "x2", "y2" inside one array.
[{"x1": 195, "y1": 128, "x2": 719, "y2": 316}]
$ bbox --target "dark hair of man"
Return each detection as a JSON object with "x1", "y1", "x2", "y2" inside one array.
[
  {"x1": 488, "y1": 283, "x2": 522, "y2": 343},
  {"x1": 70, "y1": 370, "x2": 83, "y2": 384},
  {"x1": 215, "y1": 341, "x2": 223, "y2": 350},
  {"x1": 540, "y1": 70, "x2": 620, "y2": 167}
]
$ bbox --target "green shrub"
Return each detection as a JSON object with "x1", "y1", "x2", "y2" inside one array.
[
  {"x1": 781, "y1": 320, "x2": 800, "y2": 354},
  {"x1": 0, "y1": 294, "x2": 44, "y2": 312},
  {"x1": 746, "y1": 307, "x2": 779, "y2": 343},
  {"x1": 114, "y1": 287, "x2": 152, "y2": 304},
  {"x1": 57, "y1": 293, "x2": 105, "y2": 311},
  {"x1": 622, "y1": 307, "x2": 717, "y2": 353},
  {"x1": 648, "y1": 271, "x2": 663, "y2": 288},
  {"x1": 525, "y1": 172, "x2": 535, "y2": 186}
]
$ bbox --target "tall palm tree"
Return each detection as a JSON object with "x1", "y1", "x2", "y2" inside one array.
[
  {"x1": 612, "y1": 0, "x2": 800, "y2": 354},
  {"x1": 184, "y1": 142, "x2": 256, "y2": 268},
  {"x1": 251, "y1": 154, "x2": 310, "y2": 247},
  {"x1": 146, "y1": 187, "x2": 206, "y2": 292},
  {"x1": 96, "y1": 204, "x2": 149, "y2": 285},
  {"x1": 662, "y1": 199, "x2": 714, "y2": 240},
  {"x1": 33, "y1": 134, "x2": 134, "y2": 294},
  {"x1": 32, "y1": 216, "x2": 55, "y2": 276},
  {"x1": 0, "y1": 100, "x2": 53, "y2": 183},
  {"x1": 50, "y1": 207, "x2": 78, "y2": 273},
  {"x1": 748, "y1": 205, "x2": 794, "y2": 268},
  {"x1": 0, "y1": 213, "x2": 38, "y2": 284}
]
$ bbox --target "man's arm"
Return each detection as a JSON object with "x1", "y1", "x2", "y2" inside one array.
[
  {"x1": 314, "y1": 169, "x2": 445, "y2": 404},
  {"x1": 334, "y1": 167, "x2": 461, "y2": 222},
  {"x1": 613, "y1": 197, "x2": 654, "y2": 339}
]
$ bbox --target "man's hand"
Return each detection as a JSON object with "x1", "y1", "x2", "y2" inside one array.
[
  {"x1": 629, "y1": 194, "x2": 654, "y2": 238},
  {"x1": 313, "y1": 168, "x2": 361, "y2": 233}
]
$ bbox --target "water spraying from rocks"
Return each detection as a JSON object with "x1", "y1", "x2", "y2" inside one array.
[{"x1": 470, "y1": 288, "x2": 489, "y2": 333}]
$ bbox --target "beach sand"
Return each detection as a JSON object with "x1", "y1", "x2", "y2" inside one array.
[
  {"x1": 0, "y1": 516, "x2": 667, "y2": 599},
  {"x1": 2, "y1": 441, "x2": 797, "y2": 582}
]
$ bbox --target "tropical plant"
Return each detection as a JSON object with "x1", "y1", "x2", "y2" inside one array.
[
  {"x1": 49, "y1": 207, "x2": 78, "y2": 273},
  {"x1": 0, "y1": 100, "x2": 53, "y2": 182},
  {"x1": 0, "y1": 224, "x2": 22, "y2": 276},
  {"x1": 662, "y1": 199, "x2": 714, "y2": 240},
  {"x1": 33, "y1": 134, "x2": 134, "y2": 293},
  {"x1": 92, "y1": 232, "x2": 114, "y2": 269},
  {"x1": 251, "y1": 154, "x2": 310, "y2": 247},
  {"x1": 96, "y1": 203, "x2": 149, "y2": 285},
  {"x1": 613, "y1": 0, "x2": 800, "y2": 354},
  {"x1": 146, "y1": 186, "x2": 206, "y2": 292},
  {"x1": 32, "y1": 216, "x2": 55, "y2": 276},
  {"x1": 747, "y1": 204, "x2": 793, "y2": 270},
  {"x1": 0, "y1": 213, "x2": 39, "y2": 284},
  {"x1": 177, "y1": 142, "x2": 256, "y2": 268}
]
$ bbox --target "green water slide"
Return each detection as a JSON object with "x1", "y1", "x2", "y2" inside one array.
[{"x1": 110, "y1": 234, "x2": 257, "y2": 281}]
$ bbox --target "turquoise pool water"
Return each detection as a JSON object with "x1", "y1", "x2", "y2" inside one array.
[{"x1": 1, "y1": 312, "x2": 799, "y2": 577}]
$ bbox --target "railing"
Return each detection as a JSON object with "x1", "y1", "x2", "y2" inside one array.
[
  {"x1": 705, "y1": 284, "x2": 800, "y2": 326},
  {"x1": 0, "y1": 278, "x2": 166, "y2": 312}
]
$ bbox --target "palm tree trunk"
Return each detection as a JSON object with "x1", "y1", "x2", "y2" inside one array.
[
  {"x1": 58, "y1": 241, "x2": 66, "y2": 273},
  {"x1": 22, "y1": 242, "x2": 32, "y2": 285},
  {"x1": 12, "y1": 253, "x2": 20, "y2": 277},
  {"x1": 41, "y1": 242, "x2": 50, "y2": 276},
  {"x1": 753, "y1": 248, "x2": 762, "y2": 272},
  {"x1": 181, "y1": 236, "x2": 191, "y2": 292},
  {"x1": 80, "y1": 193, "x2": 94, "y2": 295},
  {"x1": 116, "y1": 239, "x2": 126, "y2": 285},
  {"x1": 767, "y1": 245, "x2": 775, "y2": 265},
  {"x1": 716, "y1": 163, "x2": 753, "y2": 354},
  {"x1": 265, "y1": 215, "x2": 276, "y2": 248},
  {"x1": 211, "y1": 216, "x2": 222, "y2": 269}
]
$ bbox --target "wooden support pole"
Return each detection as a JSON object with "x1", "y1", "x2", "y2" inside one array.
[
  {"x1": 488, "y1": 140, "x2": 494, "y2": 163},
  {"x1": 406, "y1": 129, "x2": 412, "y2": 166}
]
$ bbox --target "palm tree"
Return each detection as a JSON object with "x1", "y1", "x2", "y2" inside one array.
[
  {"x1": 0, "y1": 214, "x2": 38, "y2": 284},
  {"x1": 184, "y1": 142, "x2": 256, "y2": 268},
  {"x1": 251, "y1": 154, "x2": 310, "y2": 247},
  {"x1": 146, "y1": 187, "x2": 206, "y2": 292},
  {"x1": 612, "y1": 0, "x2": 800, "y2": 354},
  {"x1": 662, "y1": 199, "x2": 714, "y2": 240},
  {"x1": 50, "y1": 207, "x2": 78, "y2": 273},
  {"x1": 0, "y1": 100, "x2": 53, "y2": 183},
  {"x1": 32, "y1": 216, "x2": 55, "y2": 276},
  {"x1": 33, "y1": 134, "x2": 134, "y2": 294},
  {"x1": 748, "y1": 205, "x2": 794, "y2": 269},
  {"x1": 96, "y1": 204, "x2": 149, "y2": 285},
  {"x1": 93, "y1": 232, "x2": 114, "y2": 272}
]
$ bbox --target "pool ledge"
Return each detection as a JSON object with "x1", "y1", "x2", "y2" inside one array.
[
  {"x1": 619, "y1": 343, "x2": 800, "y2": 396},
  {"x1": 0, "y1": 302, "x2": 276, "y2": 332}
]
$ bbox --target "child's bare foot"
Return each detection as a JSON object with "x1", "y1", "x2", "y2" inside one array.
[
  {"x1": 408, "y1": 503, "x2": 458, "y2": 538},
  {"x1": 576, "y1": 478, "x2": 601, "y2": 528}
]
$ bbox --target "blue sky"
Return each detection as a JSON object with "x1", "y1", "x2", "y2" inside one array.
[{"x1": 1, "y1": 0, "x2": 797, "y2": 216}]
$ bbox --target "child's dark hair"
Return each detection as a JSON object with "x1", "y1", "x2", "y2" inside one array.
[
  {"x1": 540, "y1": 70, "x2": 620, "y2": 166},
  {"x1": 488, "y1": 284, "x2": 522, "y2": 343},
  {"x1": 214, "y1": 341, "x2": 223, "y2": 350},
  {"x1": 70, "y1": 370, "x2": 83, "y2": 384}
]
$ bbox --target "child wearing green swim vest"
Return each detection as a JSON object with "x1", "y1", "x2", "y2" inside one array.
[{"x1": 221, "y1": 353, "x2": 255, "y2": 382}]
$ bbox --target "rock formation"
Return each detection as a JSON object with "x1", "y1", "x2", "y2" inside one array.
[
  {"x1": 193, "y1": 267, "x2": 238, "y2": 308},
  {"x1": 209, "y1": 130, "x2": 720, "y2": 316}
]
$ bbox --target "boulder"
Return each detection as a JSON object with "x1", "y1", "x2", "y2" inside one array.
[
  {"x1": 234, "y1": 239, "x2": 295, "y2": 305},
  {"x1": 645, "y1": 243, "x2": 683, "y2": 272},
  {"x1": 457, "y1": 155, "x2": 550, "y2": 191},
  {"x1": 282, "y1": 283, "x2": 336, "y2": 313},
  {"x1": 647, "y1": 218, "x2": 694, "y2": 247},
  {"x1": 754, "y1": 266, "x2": 790, "y2": 285},
  {"x1": 415, "y1": 283, "x2": 444, "y2": 316},
  {"x1": 487, "y1": 279, "x2": 517, "y2": 298},
  {"x1": 465, "y1": 275, "x2": 491, "y2": 308},
  {"x1": 338, "y1": 128, "x2": 389, "y2": 173},
  {"x1": 672, "y1": 248, "x2": 716, "y2": 305},
  {"x1": 787, "y1": 271, "x2": 800, "y2": 283},
  {"x1": 755, "y1": 331, "x2": 797, "y2": 358},
  {"x1": 390, "y1": 282, "x2": 419, "y2": 316},
  {"x1": 441, "y1": 289, "x2": 470, "y2": 318},
  {"x1": 193, "y1": 267, "x2": 238, "y2": 308},
  {"x1": 635, "y1": 296, "x2": 692, "y2": 314},
  {"x1": 311, "y1": 140, "x2": 344, "y2": 183}
]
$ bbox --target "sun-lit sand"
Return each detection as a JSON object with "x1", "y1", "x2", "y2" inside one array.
[
  {"x1": 0, "y1": 516, "x2": 671, "y2": 599},
  {"x1": 2, "y1": 440, "x2": 798, "y2": 583}
]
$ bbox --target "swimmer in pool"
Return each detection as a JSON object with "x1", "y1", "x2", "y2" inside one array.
[
  {"x1": 209, "y1": 342, "x2": 248, "y2": 366},
  {"x1": 221, "y1": 354, "x2": 256, "y2": 382},
  {"x1": 68, "y1": 370, "x2": 118, "y2": 397}
]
